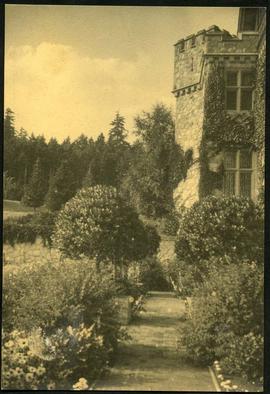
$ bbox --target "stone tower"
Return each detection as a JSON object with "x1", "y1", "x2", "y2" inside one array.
[{"x1": 173, "y1": 8, "x2": 266, "y2": 209}]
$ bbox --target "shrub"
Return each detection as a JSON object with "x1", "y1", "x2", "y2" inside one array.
[
  {"x1": 139, "y1": 256, "x2": 171, "y2": 291},
  {"x1": 53, "y1": 186, "x2": 160, "y2": 275},
  {"x1": 3, "y1": 259, "x2": 121, "y2": 339},
  {"x1": 180, "y1": 260, "x2": 263, "y2": 380},
  {"x1": 30, "y1": 211, "x2": 57, "y2": 246},
  {"x1": 3, "y1": 214, "x2": 36, "y2": 245},
  {"x1": 2, "y1": 323, "x2": 116, "y2": 390},
  {"x1": 167, "y1": 258, "x2": 197, "y2": 297},
  {"x1": 3, "y1": 259, "x2": 126, "y2": 388},
  {"x1": 175, "y1": 196, "x2": 264, "y2": 283},
  {"x1": 3, "y1": 211, "x2": 56, "y2": 246},
  {"x1": 41, "y1": 323, "x2": 110, "y2": 388}
]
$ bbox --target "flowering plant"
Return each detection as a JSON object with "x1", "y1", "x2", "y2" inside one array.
[
  {"x1": 35, "y1": 323, "x2": 110, "y2": 389},
  {"x1": 2, "y1": 330, "x2": 47, "y2": 390}
]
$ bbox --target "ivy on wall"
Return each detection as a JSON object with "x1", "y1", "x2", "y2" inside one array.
[
  {"x1": 253, "y1": 42, "x2": 266, "y2": 201},
  {"x1": 199, "y1": 60, "x2": 263, "y2": 199}
]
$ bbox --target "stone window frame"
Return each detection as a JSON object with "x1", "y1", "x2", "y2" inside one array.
[
  {"x1": 225, "y1": 69, "x2": 255, "y2": 112},
  {"x1": 223, "y1": 148, "x2": 257, "y2": 201}
]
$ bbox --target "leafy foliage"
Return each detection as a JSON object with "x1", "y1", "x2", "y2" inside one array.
[
  {"x1": 3, "y1": 256, "x2": 128, "y2": 389},
  {"x1": 3, "y1": 259, "x2": 121, "y2": 336},
  {"x1": 121, "y1": 104, "x2": 185, "y2": 218},
  {"x1": 3, "y1": 172, "x2": 17, "y2": 200},
  {"x1": 180, "y1": 261, "x2": 263, "y2": 380},
  {"x1": 22, "y1": 158, "x2": 45, "y2": 208},
  {"x1": 53, "y1": 186, "x2": 160, "y2": 272},
  {"x1": 199, "y1": 62, "x2": 262, "y2": 198},
  {"x1": 41, "y1": 323, "x2": 111, "y2": 387},
  {"x1": 45, "y1": 158, "x2": 80, "y2": 211},
  {"x1": 3, "y1": 211, "x2": 56, "y2": 247},
  {"x1": 163, "y1": 208, "x2": 180, "y2": 236},
  {"x1": 138, "y1": 256, "x2": 171, "y2": 291},
  {"x1": 174, "y1": 196, "x2": 264, "y2": 284}
]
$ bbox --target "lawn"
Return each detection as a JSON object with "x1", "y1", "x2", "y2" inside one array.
[{"x1": 3, "y1": 199, "x2": 40, "y2": 219}]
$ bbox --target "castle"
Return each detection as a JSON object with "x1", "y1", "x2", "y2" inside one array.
[{"x1": 173, "y1": 7, "x2": 266, "y2": 208}]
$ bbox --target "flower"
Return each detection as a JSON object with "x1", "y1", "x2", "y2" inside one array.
[
  {"x1": 28, "y1": 366, "x2": 36, "y2": 373},
  {"x1": 36, "y1": 366, "x2": 46, "y2": 376},
  {"x1": 18, "y1": 338, "x2": 28, "y2": 348},
  {"x1": 25, "y1": 372, "x2": 34, "y2": 382},
  {"x1": 47, "y1": 382, "x2": 56, "y2": 390},
  {"x1": 67, "y1": 326, "x2": 74, "y2": 335},
  {"x1": 27, "y1": 350, "x2": 34, "y2": 357},
  {"x1": 73, "y1": 377, "x2": 89, "y2": 390},
  {"x1": 4, "y1": 340, "x2": 14, "y2": 348},
  {"x1": 10, "y1": 369, "x2": 19, "y2": 377}
]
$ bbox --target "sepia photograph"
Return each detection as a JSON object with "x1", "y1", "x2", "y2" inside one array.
[{"x1": 2, "y1": 3, "x2": 266, "y2": 392}]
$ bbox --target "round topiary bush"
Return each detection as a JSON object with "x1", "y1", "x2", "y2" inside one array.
[
  {"x1": 53, "y1": 186, "x2": 160, "y2": 275},
  {"x1": 175, "y1": 196, "x2": 264, "y2": 284}
]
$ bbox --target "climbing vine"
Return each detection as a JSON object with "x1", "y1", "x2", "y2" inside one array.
[
  {"x1": 253, "y1": 42, "x2": 266, "y2": 201},
  {"x1": 199, "y1": 61, "x2": 263, "y2": 198}
]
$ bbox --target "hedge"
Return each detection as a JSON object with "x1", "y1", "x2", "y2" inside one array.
[{"x1": 3, "y1": 211, "x2": 56, "y2": 246}]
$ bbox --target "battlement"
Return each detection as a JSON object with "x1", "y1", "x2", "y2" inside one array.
[{"x1": 173, "y1": 23, "x2": 259, "y2": 93}]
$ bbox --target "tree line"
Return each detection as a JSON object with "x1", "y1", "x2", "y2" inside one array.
[{"x1": 4, "y1": 105, "x2": 188, "y2": 218}]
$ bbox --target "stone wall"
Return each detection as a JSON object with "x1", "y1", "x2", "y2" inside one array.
[
  {"x1": 174, "y1": 37, "x2": 205, "y2": 90},
  {"x1": 205, "y1": 33, "x2": 258, "y2": 54},
  {"x1": 174, "y1": 87, "x2": 205, "y2": 209},
  {"x1": 3, "y1": 238, "x2": 61, "y2": 265}
]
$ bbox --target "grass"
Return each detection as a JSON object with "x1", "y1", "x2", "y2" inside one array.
[{"x1": 3, "y1": 199, "x2": 45, "y2": 219}]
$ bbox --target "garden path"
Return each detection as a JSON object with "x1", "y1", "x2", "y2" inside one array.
[{"x1": 95, "y1": 291, "x2": 216, "y2": 391}]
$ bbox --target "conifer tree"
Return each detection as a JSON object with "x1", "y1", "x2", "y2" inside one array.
[
  {"x1": 22, "y1": 158, "x2": 44, "y2": 209},
  {"x1": 45, "y1": 158, "x2": 79, "y2": 211},
  {"x1": 108, "y1": 112, "x2": 128, "y2": 146}
]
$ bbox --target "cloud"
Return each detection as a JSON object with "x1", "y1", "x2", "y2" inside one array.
[{"x1": 5, "y1": 42, "x2": 174, "y2": 142}]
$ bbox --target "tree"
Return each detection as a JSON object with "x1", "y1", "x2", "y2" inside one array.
[
  {"x1": 122, "y1": 104, "x2": 185, "y2": 217},
  {"x1": 108, "y1": 112, "x2": 128, "y2": 146},
  {"x1": 45, "y1": 158, "x2": 80, "y2": 211},
  {"x1": 3, "y1": 172, "x2": 16, "y2": 200},
  {"x1": 53, "y1": 186, "x2": 160, "y2": 277},
  {"x1": 4, "y1": 109, "x2": 18, "y2": 194},
  {"x1": 22, "y1": 158, "x2": 45, "y2": 209},
  {"x1": 108, "y1": 112, "x2": 131, "y2": 188}
]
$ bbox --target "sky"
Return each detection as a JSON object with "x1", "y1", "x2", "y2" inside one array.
[{"x1": 5, "y1": 5, "x2": 239, "y2": 142}]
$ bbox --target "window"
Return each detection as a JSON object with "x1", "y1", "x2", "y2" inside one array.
[
  {"x1": 240, "y1": 8, "x2": 258, "y2": 31},
  {"x1": 225, "y1": 70, "x2": 255, "y2": 111},
  {"x1": 191, "y1": 36, "x2": 196, "y2": 47},
  {"x1": 223, "y1": 149, "x2": 257, "y2": 199},
  {"x1": 178, "y1": 41, "x2": 185, "y2": 52}
]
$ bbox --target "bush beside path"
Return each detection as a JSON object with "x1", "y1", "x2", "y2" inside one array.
[{"x1": 95, "y1": 291, "x2": 216, "y2": 391}]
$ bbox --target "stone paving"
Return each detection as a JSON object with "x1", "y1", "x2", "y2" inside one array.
[{"x1": 95, "y1": 291, "x2": 216, "y2": 391}]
